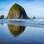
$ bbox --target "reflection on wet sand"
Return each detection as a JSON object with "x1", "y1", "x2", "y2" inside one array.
[{"x1": 8, "y1": 24, "x2": 25, "y2": 37}]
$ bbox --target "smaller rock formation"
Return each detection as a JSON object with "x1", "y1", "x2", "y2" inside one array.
[
  {"x1": 0, "y1": 15, "x2": 4, "y2": 19},
  {"x1": 33, "y1": 16, "x2": 36, "y2": 19}
]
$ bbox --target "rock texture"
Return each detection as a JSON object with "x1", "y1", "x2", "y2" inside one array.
[{"x1": 7, "y1": 3, "x2": 29, "y2": 19}]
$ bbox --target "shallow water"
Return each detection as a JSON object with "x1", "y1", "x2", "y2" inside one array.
[{"x1": 0, "y1": 19, "x2": 44, "y2": 44}]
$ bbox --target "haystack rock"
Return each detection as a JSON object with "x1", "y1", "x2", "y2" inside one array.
[{"x1": 7, "y1": 3, "x2": 29, "y2": 36}]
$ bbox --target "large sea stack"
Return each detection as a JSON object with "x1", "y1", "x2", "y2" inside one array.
[{"x1": 7, "y1": 3, "x2": 29, "y2": 36}]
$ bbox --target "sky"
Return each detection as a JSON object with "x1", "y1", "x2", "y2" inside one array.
[{"x1": 0, "y1": 0, "x2": 44, "y2": 18}]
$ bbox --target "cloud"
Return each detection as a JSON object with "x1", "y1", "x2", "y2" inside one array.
[
  {"x1": 15, "y1": 0, "x2": 35, "y2": 2},
  {"x1": 0, "y1": 0, "x2": 35, "y2": 3},
  {"x1": 0, "y1": 8, "x2": 4, "y2": 11}
]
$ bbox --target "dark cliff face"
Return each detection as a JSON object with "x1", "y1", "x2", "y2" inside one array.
[
  {"x1": 20, "y1": 10, "x2": 29, "y2": 19},
  {"x1": 7, "y1": 3, "x2": 29, "y2": 37}
]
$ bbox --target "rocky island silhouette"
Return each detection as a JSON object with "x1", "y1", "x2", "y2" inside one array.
[{"x1": 7, "y1": 3, "x2": 29, "y2": 37}]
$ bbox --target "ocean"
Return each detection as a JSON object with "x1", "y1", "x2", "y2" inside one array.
[{"x1": 0, "y1": 19, "x2": 44, "y2": 44}]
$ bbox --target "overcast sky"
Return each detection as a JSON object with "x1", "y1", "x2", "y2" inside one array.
[{"x1": 0, "y1": 0, "x2": 44, "y2": 18}]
